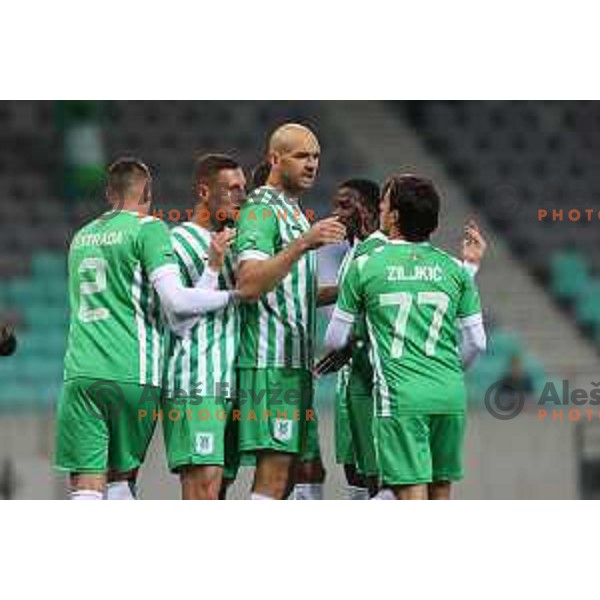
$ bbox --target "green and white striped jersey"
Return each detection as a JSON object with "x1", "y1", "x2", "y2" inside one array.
[
  {"x1": 164, "y1": 222, "x2": 239, "y2": 399},
  {"x1": 235, "y1": 186, "x2": 317, "y2": 370},
  {"x1": 336, "y1": 231, "x2": 388, "y2": 398},
  {"x1": 63, "y1": 210, "x2": 174, "y2": 387}
]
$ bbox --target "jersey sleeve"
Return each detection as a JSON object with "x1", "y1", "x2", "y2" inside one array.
[
  {"x1": 172, "y1": 229, "x2": 204, "y2": 285},
  {"x1": 457, "y1": 267, "x2": 482, "y2": 318},
  {"x1": 336, "y1": 257, "x2": 364, "y2": 318},
  {"x1": 138, "y1": 218, "x2": 175, "y2": 276},
  {"x1": 235, "y1": 198, "x2": 279, "y2": 262}
]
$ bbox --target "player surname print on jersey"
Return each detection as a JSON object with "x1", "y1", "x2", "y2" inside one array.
[{"x1": 386, "y1": 263, "x2": 444, "y2": 282}]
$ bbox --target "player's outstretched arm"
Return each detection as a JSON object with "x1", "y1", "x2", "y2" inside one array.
[
  {"x1": 324, "y1": 307, "x2": 355, "y2": 351},
  {"x1": 151, "y1": 266, "x2": 234, "y2": 321},
  {"x1": 140, "y1": 219, "x2": 236, "y2": 331},
  {"x1": 237, "y1": 217, "x2": 346, "y2": 302}
]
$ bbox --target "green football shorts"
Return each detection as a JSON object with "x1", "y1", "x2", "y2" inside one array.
[
  {"x1": 376, "y1": 413, "x2": 466, "y2": 486},
  {"x1": 335, "y1": 364, "x2": 377, "y2": 476},
  {"x1": 54, "y1": 377, "x2": 160, "y2": 474},
  {"x1": 335, "y1": 384, "x2": 355, "y2": 466},
  {"x1": 347, "y1": 392, "x2": 378, "y2": 477},
  {"x1": 237, "y1": 367, "x2": 314, "y2": 455},
  {"x1": 161, "y1": 395, "x2": 240, "y2": 479},
  {"x1": 300, "y1": 407, "x2": 322, "y2": 462}
]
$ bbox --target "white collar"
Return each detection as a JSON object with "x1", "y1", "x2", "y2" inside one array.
[
  {"x1": 184, "y1": 220, "x2": 212, "y2": 240},
  {"x1": 261, "y1": 184, "x2": 298, "y2": 204},
  {"x1": 105, "y1": 209, "x2": 143, "y2": 217},
  {"x1": 387, "y1": 239, "x2": 430, "y2": 246}
]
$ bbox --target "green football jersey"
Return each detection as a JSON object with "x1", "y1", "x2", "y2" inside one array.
[
  {"x1": 164, "y1": 222, "x2": 239, "y2": 399},
  {"x1": 63, "y1": 210, "x2": 174, "y2": 386},
  {"x1": 235, "y1": 186, "x2": 317, "y2": 369},
  {"x1": 336, "y1": 231, "x2": 388, "y2": 397},
  {"x1": 337, "y1": 240, "x2": 482, "y2": 415}
]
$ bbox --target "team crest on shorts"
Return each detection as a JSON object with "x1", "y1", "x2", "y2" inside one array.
[
  {"x1": 274, "y1": 419, "x2": 293, "y2": 442},
  {"x1": 195, "y1": 432, "x2": 214, "y2": 455}
]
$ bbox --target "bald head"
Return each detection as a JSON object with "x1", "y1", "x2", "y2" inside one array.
[
  {"x1": 267, "y1": 123, "x2": 320, "y2": 195},
  {"x1": 268, "y1": 123, "x2": 319, "y2": 154}
]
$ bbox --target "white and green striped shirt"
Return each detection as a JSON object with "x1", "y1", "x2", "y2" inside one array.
[
  {"x1": 335, "y1": 239, "x2": 359, "y2": 398},
  {"x1": 235, "y1": 186, "x2": 317, "y2": 369},
  {"x1": 64, "y1": 210, "x2": 173, "y2": 387},
  {"x1": 164, "y1": 222, "x2": 239, "y2": 399}
]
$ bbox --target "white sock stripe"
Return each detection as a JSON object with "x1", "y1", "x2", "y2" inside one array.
[
  {"x1": 106, "y1": 481, "x2": 136, "y2": 500},
  {"x1": 346, "y1": 485, "x2": 369, "y2": 500},
  {"x1": 250, "y1": 492, "x2": 274, "y2": 500},
  {"x1": 71, "y1": 490, "x2": 103, "y2": 501},
  {"x1": 291, "y1": 484, "x2": 324, "y2": 500}
]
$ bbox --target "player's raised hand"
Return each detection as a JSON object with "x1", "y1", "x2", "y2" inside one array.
[
  {"x1": 208, "y1": 227, "x2": 235, "y2": 271},
  {"x1": 303, "y1": 217, "x2": 346, "y2": 250},
  {"x1": 462, "y1": 219, "x2": 488, "y2": 266}
]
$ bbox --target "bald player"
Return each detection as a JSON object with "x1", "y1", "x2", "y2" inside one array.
[{"x1": 235, "y1": 124, "x2": 346, "y2": 500}]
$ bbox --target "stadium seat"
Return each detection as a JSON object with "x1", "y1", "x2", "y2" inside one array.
[
  {"x1": 25, "y1": 306, "x2": 69, "y2": 331},
  {"x1": 32, "y1": 252, "x2": 66, "y2": 278},
  {"x1": 550, "y1": 250, "x2": 589, "y2": 302},
  {"x1": 404, "y1": 100, "x2": 600, "y2": 353},
  {"x1": 574, "y1": 280, "x2": 600, "y2": 328}
]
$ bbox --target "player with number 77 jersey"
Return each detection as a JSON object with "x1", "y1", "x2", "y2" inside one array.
[{"x1": 325, "y1": 174, "x2": 486, "y2": 500}]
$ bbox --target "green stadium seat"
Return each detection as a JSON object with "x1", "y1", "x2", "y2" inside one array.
[
  {"x1": 25, "y1": 305, "x2": 69, "y2": 331},
  {"x1": 0, "y1": 286, "x2": 9, "y2": 307},
  {"x1": 468, "y1": 354, "x2": 508, "y2": 403},
  {"x1": 0, "y1": 383, "x2": 39, "y2": 410},
  {"x1": 0, "y1": 360, "x2": 18, "y2": 380},
  {"x1": 550, "y1": 250, "x2": 589, "y2": 302},
  {"x1": 575, "y1": 279, "x2": 600, "y2": 328},
  {"x1": 487, "y1": 329, "x2": 522, "y2": 359},
  {"x1": 32, "y1": 252, "x2": 66, "y2": 279},
  {"x1": 16, "y1": 333, "x2": 46, "y2": 356},
  {"x1": 22, "y1": 358, "x2": 63, "y2": 383},
  {"x1": 5, "y1": 278, "x2": 33, "y2": 307},
  {"x1": 42, "y1": 278, "x2": 68, "y2": 302}
]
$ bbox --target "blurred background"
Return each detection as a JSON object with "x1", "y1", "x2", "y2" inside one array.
[{"x1": 0, "y1": 100, "x2": 598, "y2": 499}]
